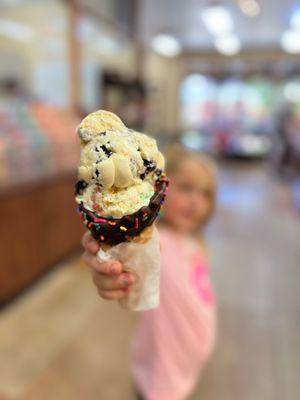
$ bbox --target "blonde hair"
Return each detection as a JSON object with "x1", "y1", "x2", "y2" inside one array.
[{"x1": 163, "y1": 143, "x2": 217, "y2": 227}]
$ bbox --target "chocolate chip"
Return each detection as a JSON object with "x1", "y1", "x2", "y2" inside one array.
[
  {"x1": 142, "y1": 158, "x2": 151, "y2": 166},
  {"x1": 75, "y1": 180, "x2": 87, "y2": 195},
  {"x1": 142, "y1": 158, "x2": 156, "y2": 174},
  {"x1": 101, "y1": 145, "x2": 113, "y2": 157},
  {"x1": 146, "y1": 163, "x2": 156, "y2": 173}
]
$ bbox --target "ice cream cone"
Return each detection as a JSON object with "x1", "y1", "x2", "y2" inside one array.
[{"x1": 75, "y1": 110, "x2": 168, "y2": 310}]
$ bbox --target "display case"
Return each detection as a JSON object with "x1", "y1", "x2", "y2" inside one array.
[{"x1": 0, "y1": 101, "x2": 84, "y2": 306}]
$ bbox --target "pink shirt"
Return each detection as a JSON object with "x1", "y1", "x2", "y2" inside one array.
[{"x1": 131, "y1": 227, "x2": 217, "y2": 400}]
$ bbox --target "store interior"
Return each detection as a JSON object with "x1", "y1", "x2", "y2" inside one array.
[{"x1": 0, "y1": 1, "x2": 300, "y2": 399}]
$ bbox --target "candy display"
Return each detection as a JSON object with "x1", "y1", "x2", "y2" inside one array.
[
  {"x1": 75, "y1": 110, "x2": 168, "y2": 310},
  {"x1": 0, "y1": 100, "x2": 79, "y2": 190}
]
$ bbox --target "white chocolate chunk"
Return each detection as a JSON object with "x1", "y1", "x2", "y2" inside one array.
[
  {"x1": 112, "y1": 154, "x2": 134, "y2": 188},
  {"x1": 78, "y1": 165, "x2": 91, "y2": 181},
  {"x1": 97, "y1": 158, "x2": 115, "y2": 189},
  {"x1": 77, "y1": 127, "x2": 92, "y2": 143}
]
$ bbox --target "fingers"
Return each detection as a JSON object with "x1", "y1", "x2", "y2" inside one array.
[
  {"x1": 82, "y1": 231, "x2": 99, "y2": 254},
  {"x1": 100, "y1": 288, "x2": 130, "y2": 300},
  {"x1": 91, "y1": 269, "x2": 135, "y2": 291},
  {"x1": 91, "y1": 270, "x2": 135, "y2": 301},
  {"x1": 82, "y1": 251, "x2": 122, "y2": 275},
  {"x1": 81, "y1": 232, "x2": 123, "y2": 276}
]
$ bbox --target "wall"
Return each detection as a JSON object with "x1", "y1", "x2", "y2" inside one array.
[
  {"x1": 0, "y1": 0, "x2": 137, "y2": 109},
  {"x1": 142, "y1": 51, "x2": 183, "y2": 136}
]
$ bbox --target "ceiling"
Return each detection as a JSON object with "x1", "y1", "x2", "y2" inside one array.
[
  {"x1": 137, "y1": 0, "x2": 299, "y2": 52},
  {"x1": 0, "y1": 0, "x2": 298, "y2": 54}
]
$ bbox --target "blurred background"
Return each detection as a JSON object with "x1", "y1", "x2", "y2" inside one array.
[{"x1": 0, "y1": 0, "x2": 299, "y2": 399}]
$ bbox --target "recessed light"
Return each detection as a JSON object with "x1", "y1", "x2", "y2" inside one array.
[
  {"x1": 290, "y1": 8, "x2": 300, "y2": 29},
  {"x1": 202, "y1": 5, "x2": 234, "y2": 36},
  {"x1": 238, "y1": 0, "x2": 261, "y2": 18},
  {"x1": 281, "y1": 29, "x2": 300, "y2": 54},
  {"x1": 214, "y1": 33, "x2": 241, "y2": 56},
  {"x1": 151, "y1": 34, "x2": 181, "y2": 57}
]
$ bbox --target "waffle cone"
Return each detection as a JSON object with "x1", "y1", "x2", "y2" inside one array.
[
  {"x1": 131, "y1": 224, "x2": 154, "y2": 244},
  {"x1": 100, "y1": 224, "x2": 154, "y2": 251}
]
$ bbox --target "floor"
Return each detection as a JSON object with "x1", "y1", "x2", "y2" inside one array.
[{"x1": 0, "y1": 162, "x2": 299, "y2": 400}]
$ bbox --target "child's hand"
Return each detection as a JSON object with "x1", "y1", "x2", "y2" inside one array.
[{"x1": 81, "y1": 232, "x2": 136, "y2": 300}]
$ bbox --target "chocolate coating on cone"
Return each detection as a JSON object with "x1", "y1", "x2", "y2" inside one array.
[{"x1": 77, "y1": 175, "x2": 169, "y2": 246}]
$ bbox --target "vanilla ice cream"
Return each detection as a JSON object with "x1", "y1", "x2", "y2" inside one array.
[{"x1": 75, "y1": 110, "x2": 165, "y2": 219}]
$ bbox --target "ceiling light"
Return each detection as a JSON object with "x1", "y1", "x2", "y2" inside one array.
[
  {"x1": 214, "y1": 33, "x2": 241, "y2": 55},
  {"x1": 0, "y1": 19, "x2": 34, "y2": 42},
  {"x1": 281, "y1": 29, "x2": 300, "y2": 54},
  {"x1": 290, "y1": 8, "x2": 300, "y2": 29},
  {"x1": 238, "y1": 0, "x2": 261, "y2": 18},
  {"x1": 151, "y1": 34, "x2": 181, "y2": 57},
  {"x1": 202, "y1": 5, "x2": 234, "y2": 36}
]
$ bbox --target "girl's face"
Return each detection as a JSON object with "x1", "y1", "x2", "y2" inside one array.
[{"x1": 163, "y1": 159, "x2": 214, "y2": 233}]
